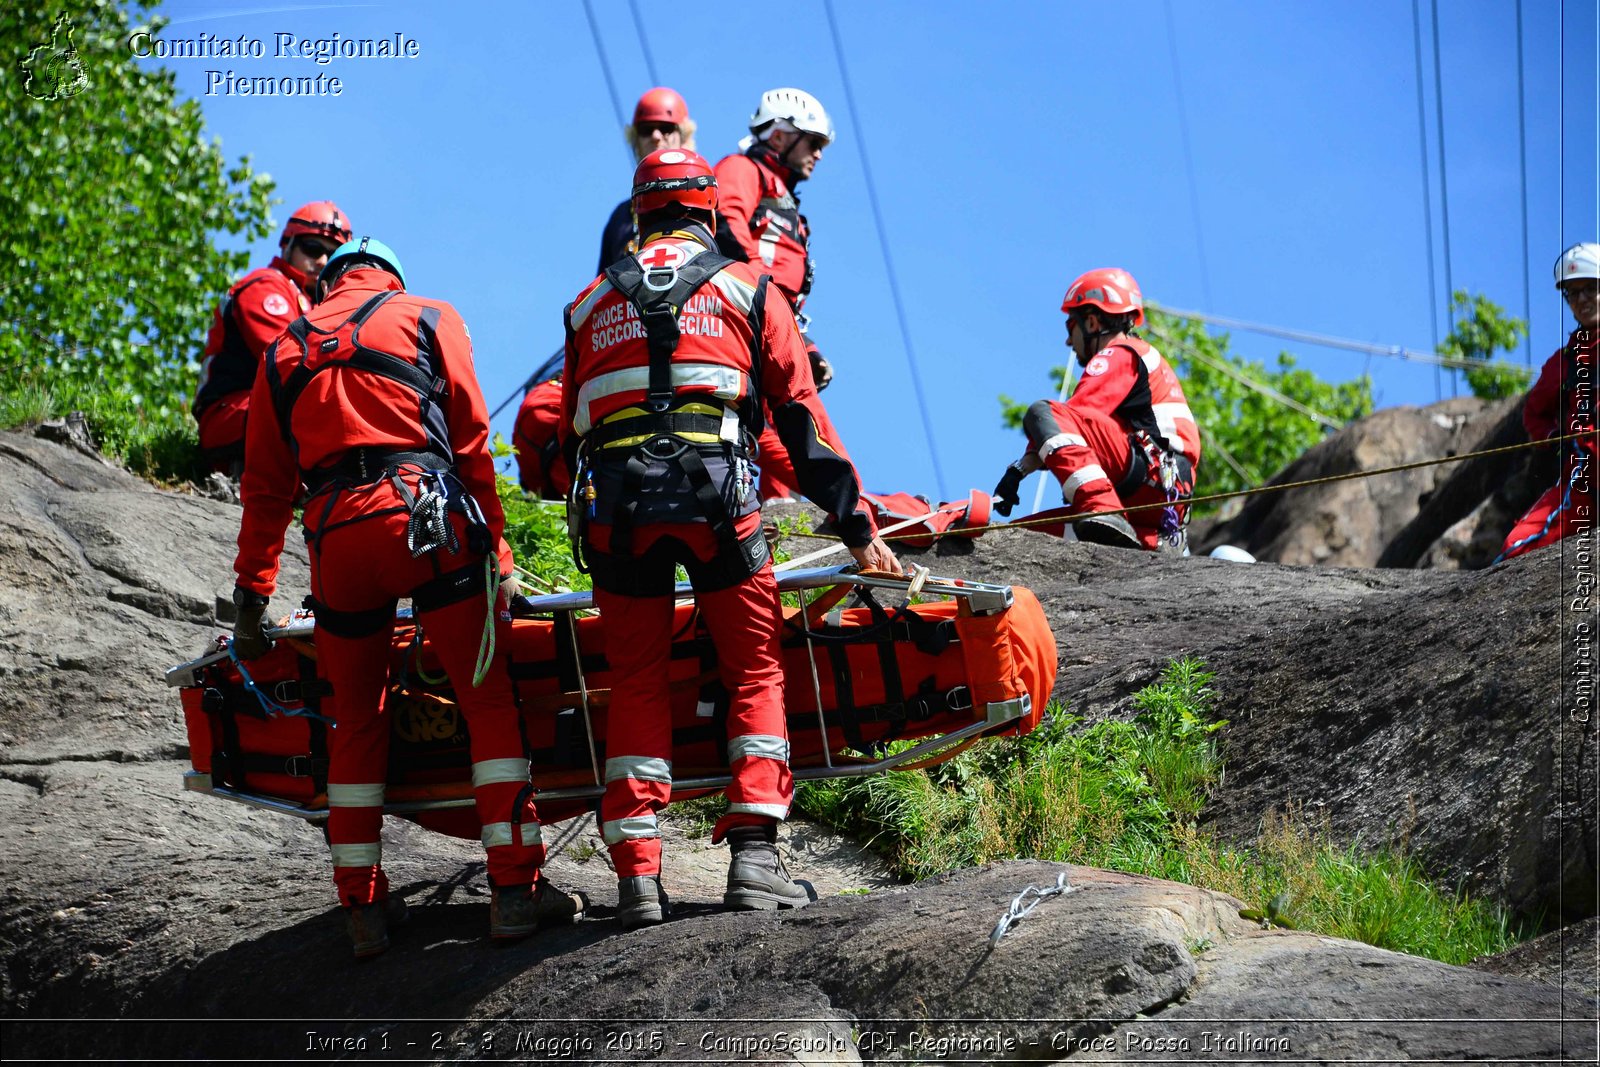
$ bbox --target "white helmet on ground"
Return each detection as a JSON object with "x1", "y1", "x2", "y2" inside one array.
[
  {"x1": 749, "y1": 88, "x2": 835, "y2": 145},
  {"x1": 1554, "y1": 243, "x2": 1600, "y2": 287},
  {"x1": 1208, "y1": 545, "x2": 1257, "y2": 564}
]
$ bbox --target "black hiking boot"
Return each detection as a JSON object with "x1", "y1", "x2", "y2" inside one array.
[
  {"x1": 723, "y1": 824, "x2": 811, "y2": 912},
  {"x1": 1073, "y1": 513, "x2": 1144, "y2": 550},
  {"x1": 490, "y1": 879, "x2": 588, "y2": 941},
  {"x1": 617, "y1": 875, "x2": 669, "y2": 931}
]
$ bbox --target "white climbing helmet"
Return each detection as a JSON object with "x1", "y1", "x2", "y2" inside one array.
[
  {"x1": 1208, "y1": 545, "x2": 1257, "y2": 564},
  {"x1": 1554, "y1": 243, "x2": 1600, "y2": 287},
  {"x1": 749, "y1": 88, "x2": 835, "y2": 145}
]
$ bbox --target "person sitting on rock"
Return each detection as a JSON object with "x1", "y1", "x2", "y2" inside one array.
[
  {"x1": 992, "y1": 267, "x2": 1201, "y2": 551},
  {"x1": 229, "y1": 236, "x2": 585, "y2": 958},
  {"x1": 192, "y1": 201, "x2": 352, "y2": 475},
  {"x1": 1499, "y1": 242, "x2": 1600, "y2": 561}
]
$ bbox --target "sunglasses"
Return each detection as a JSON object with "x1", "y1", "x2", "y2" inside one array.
[
  {"x1": 296, "y1": 238, "x2": 339, "y2": 258},
  {"x1": 1562, "y1": 283, "x2": 1599, "y2": 301},
  {"x1": 637, "y1": 123, "x2": 678, "y2": 137}
]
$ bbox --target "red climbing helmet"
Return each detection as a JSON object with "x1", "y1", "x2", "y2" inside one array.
[
  {"x1": 633, "y1": 87, "x2": 689, "y2": 127},
  {"x1": 1061, "y1": 267, "x2": 1145, "y2": 327},
  {"x1": 280, "y1": 201, "x2": 352, "y2": 248},
  {"x1": 631, "y1": 148, "x2": 717, "y2": 217}
]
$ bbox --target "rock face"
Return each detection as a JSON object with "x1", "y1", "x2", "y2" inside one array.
[
  {"x1": 1197, "y1": 397, "x2": 1536, "y2": 568},
  {"x1": 2, "y1": 430, "x2": 1596, "y2": 1062}
]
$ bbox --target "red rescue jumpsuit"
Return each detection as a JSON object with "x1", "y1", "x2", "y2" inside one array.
[
  {"x1": 715, "y1": 146, "x2": 820, "y2": 502},
  {"x1": 193, "y1": 257, "x2": 313, "y2": 471},
  {"x1": 562, "y1": 233, "x2": 876, "y2": 879},
  {"x1": 1022, "y1": 336, "x2": 1201, "y2": 550},
  {"x1": 512, "y1": 377, "x2": 571, "y2": 499},
  {"x1": 234, "y1": 267, "x2": 545, "y2": 908},
  {"x1": 1501, "y1": 326, "x2": 1599, "y2": 559}
]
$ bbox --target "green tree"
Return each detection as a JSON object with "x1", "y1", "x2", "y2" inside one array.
[
  {"x1": 998, "y1": 308, "x2": 1373, "y2": 514},
  {"x1": 1, "y1": 1, "x2": 273, "y2": 473},
  {"x1": 1438, "y1": 290, "x2": 1531, "y2": 401}
]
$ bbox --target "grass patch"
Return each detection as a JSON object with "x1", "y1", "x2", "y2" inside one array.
[
  {"x1": 0, "y1": 368, "x2": 202, "y2": 484},
  {"x1": 796, "y1": 657, "x2": 1522, "y2": 965}
]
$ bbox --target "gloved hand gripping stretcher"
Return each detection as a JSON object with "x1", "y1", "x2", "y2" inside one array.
[{"x1": 165, "y1": 565, "x2": 1056, "y2": 838}]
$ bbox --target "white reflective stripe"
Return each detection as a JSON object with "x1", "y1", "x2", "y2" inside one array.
[
  {"x1": 481, "y1": 821, "x2": 544, "y2": 850},
  {"x1": 1152, "y1": 402, "x2": 1197, "y2": 446},
  {"x1": 471, "y1": 758, "x2": 531, "y2": 789},
  {"x1": 327, "y1": 783, "x2": 386, "y2": 808},
  {"x1": 727, "y1": 734, "x2": 790, "y2": 763},
  {"x1": 1038, "y1": 432, "x2": 1089, "y2": 459},
  {"x1": 726, "y1": 802, "x2": 789, "y2": 819},
  {"x1": 574, "y1": 363, "x2": 747, "y2": 436},
  {"x1": 330, "y1": 842, "x2": 381, "y2": 867},
  {"x1": 1141, "y1": 350, "x2": 1161, "y2": 371},
  {"x1": 1062, "y1": 464, "x2": 1110, "y2": 504},
  {"x1": 604, "y1": 755, "x2": 673, "y2": 784},
  {"x1": 602, "y1": 814, "x2": 660, "y2": 845},
  {"x1": 719, "y1": 405, "x2": 742, "y2": 442},
  {"x1": 569, "y1": 279, "x2": 616, "y2": 329},
  {"x1": 709, "y1": 270, "x2": 758, "y2": 315}
]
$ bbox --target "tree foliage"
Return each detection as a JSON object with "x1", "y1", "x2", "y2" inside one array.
[
  {"x1": 1438, "y1": 290, "x2": 1531, "y2": 401},
  {"x1": 998, "y1": 308, "x2": 1373, "y2": 513},
  {"x1": 0, "y1": 1, "x2": 273, "y2": 471}
]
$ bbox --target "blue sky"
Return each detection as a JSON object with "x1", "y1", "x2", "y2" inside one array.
[{"x1": 145, "y1": 0, "x2": 1598, "y2": 505}]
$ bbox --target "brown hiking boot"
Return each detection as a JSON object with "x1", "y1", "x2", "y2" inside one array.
[
  {"x1": 617, "y1": 875, "x2": 670, "y2": 931},
  {"x1": 345, "y1": 897, "x2": 407, "y2": 960},
  {"x1": 490, "y1": 879, "x2": 588, "y2": 941},
  {"x1": 1073, "y1": 513, "x2": 1144, "y2": 550}
]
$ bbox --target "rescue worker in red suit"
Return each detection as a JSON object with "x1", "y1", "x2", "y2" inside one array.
[
  {"x1": 715, "y1": 89, "x2": 837, "y2": 502},
  {"x1": 512, "y1": 375, "x2": 571, "y2": 499},
  {"x1": 597, "y1": 87, "x2": 699, "y2": 273},
  {"x1": 193, "y1": 201, "x2": 352, "y2": 473},
  {"x1": 992, "y1": 268, "x2": 1202, "y2": 552},
  {"x1": 562, "y1": 149, "x2": 902, "y2": 929},
  {"x1": 229, "y1": 237, "x2": 585, "y2": 958},
  {"x1": 1499, "y1": 242, "x2": 1600, "y2": 561}
]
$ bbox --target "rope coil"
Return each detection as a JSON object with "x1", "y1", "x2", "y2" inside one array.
[{"x1": 990, "y1": 871, "x2": 1077, "y2": 946}]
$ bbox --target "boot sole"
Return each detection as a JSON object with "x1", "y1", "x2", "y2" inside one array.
[
  {"x1": 1074, "y1": 520, "x2": 1143, "y2": 550},
  {"x1": 351, "y1": 936, "x2": 389, "y2": 959},
  {"x1": 724, "y1": 887, "x2": 810, "y2": 911},
  {"x1": 618, "y1": 903, "x2": 665, "y2": 931}
]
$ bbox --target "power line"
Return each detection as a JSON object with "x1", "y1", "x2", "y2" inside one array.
[
  {"x1": 1430, "y1": 0, "x2": 1457, "y2": 398},
  {"x1": 1152, "y1": 303, "x2": 1514, "y2": 372},
  {"x1": 579, "y1": 0, "x2": 629, "y2": 154},
  {"x1": 820, "y1": 0, "x2": 947, "y2": 498},
  {"x1": 1162, "y1": 0, "x2": 1213, "y2": 308},
  {"x1": 1144, "y1": 325, "x2": 1345, "y2": 430},
  {"x1": 626, "y1": 0, "x2": 659, "y2": 87},
  {"x1": 1411, "y1": 0, "x2": 1443, "y2": 400},
  {"x1": 1516, "y1": 0, "x2": 1533, "y2": 368}
]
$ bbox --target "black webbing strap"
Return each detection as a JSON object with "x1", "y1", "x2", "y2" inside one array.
[
  {"x1": 676, "y1": 445, "x2": 741, "y2": 550},
  {"x1": 304, "y1": 595, "x2": 396, "y2": 639},
  {"x1": 552, "y1": 612, "x2": 582, "y2": 694},
  {"x1": 410, "y1": 561, "x2": 487, "y2": 613},
  {"x1": 302, "y1": 449, "x2": 451, "y2": 496},
  {"x1": 297, "y1": 653, "x2": 330, "y2": 795},
  {"x1": 586, "y1": 410, "x2": 727, "y2": 450},
  {"x1": 604, "y1": 247, "x2": 735, "y2": 407},
  {"x1": 606, "y1": 451, "x2": 652, "y2": 559},
  {"x1": 823, "y1": 642, "x2": 865, "y2": 752},
  {"x1": 271, "y1": 290, "x2": 398, "y2": 444}
]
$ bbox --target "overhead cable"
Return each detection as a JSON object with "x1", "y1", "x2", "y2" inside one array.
[
  {"x1": 821, "y1": 0, "x2": 948, "y2": 498},
  {"x1": 579, "y1": 0, "x2": 629, "y2": 151},
  {"x1": 1411, "y1": 0, "x2": 1443, "y2": 399},
  {"x1": 626, "y1": 0, "x2": 659, "y2": 87},
  {"x1": 1430, "y1": 0, "x2": 1458, "y2": 380},
  {"x1": 1516, "y1": 0, "x2": 1533, "y2": 368},
  {"x1": 1144, "y1": 325, "x2": 1345, "y2": 431},
  {"x1": 1163, "y1": 0, "x2": 1213, "y2": 308},
  {"x1": 1152, "y1": 303, "x2": 1512, "y2": 372}
]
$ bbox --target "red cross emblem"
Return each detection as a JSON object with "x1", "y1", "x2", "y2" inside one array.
[{"x1": 638, "y1": 244, "x2": 686, "y2": 270}]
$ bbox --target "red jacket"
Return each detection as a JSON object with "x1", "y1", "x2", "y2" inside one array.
[
  {"x1": 1070, "y1": 335, "x2": 1201, "y2": 470},
  {"x1": 513, "y1": 377, "x2": 570, "y2": 498},
  {"x1": 234, "y1": 268, "x2": 510, "y2": 595},
  {"x1": 713, "y1": 148, "x2": 812, "y2": 305},
  {"x1": 194, "y1": 257, "x2": 311, "y2": 415},
  {"x1": 563, "y1": 233, "x2": 874, "y2": 545},
  {"x1": 1524, "y1": 326, "x2": 1598, "y2": 455}
]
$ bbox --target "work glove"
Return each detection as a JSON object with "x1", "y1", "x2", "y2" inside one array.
[
  {"x1": 231, "y1": 586, "x2": 274, "y2": 661},
  {"x1": 809, "y1": 351, "x2": 834, "y2": 391},
  {"x1": 992, "y1": 461, "x2": 1030, "y2": 518}
]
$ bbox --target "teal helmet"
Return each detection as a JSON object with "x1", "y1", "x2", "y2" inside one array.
[{"x1": 318, "y1": 235, "x2": 406, "y2": 291}]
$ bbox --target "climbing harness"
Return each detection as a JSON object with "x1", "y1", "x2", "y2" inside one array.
[{"x1": 989, "y1": 871, "x2": 1077, "y2": 947}]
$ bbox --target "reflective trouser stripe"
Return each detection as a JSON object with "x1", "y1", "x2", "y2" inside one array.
[
  {"x1": 327, "y1": 783, "x2": 386, "y2": 808},
  {"x1": 574, "y1": 363, "x2": 747, "y2": 435},
  {"x1": 604, "y1": 755, "x2": 673, "y2": 784},
  {"x1": 726, "y1": 801, "x2": 788, "y2": 820},
  {"x1": 602, "y1": 814, "x2": 660, "y2": 845},
  {"x1": 1062, "y1": 464, "x2": 1110, "y2": 504},
  {"x1": 1038, "y1": 432, "x2": 1088, "y2": 459},
  {"x1": 727, "y1": 734, "x2": 790, "y2": 763},
  {"x1": 482, "y1": 821, "x2": 544, "y2": 850},
  {"x1": 472, "y1": 757, "x2": 531, "y2": 788},
  {"x1": 330, "y1": 842, "x2": 381, "y2": 867}
]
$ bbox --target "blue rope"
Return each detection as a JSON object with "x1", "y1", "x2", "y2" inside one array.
[
  {"x1": 1492, "y1": 441, "x2": 1586, "y2": 564},
  {"x1": 228, "y1": 643, "x2": 335, "y2": 726}
]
